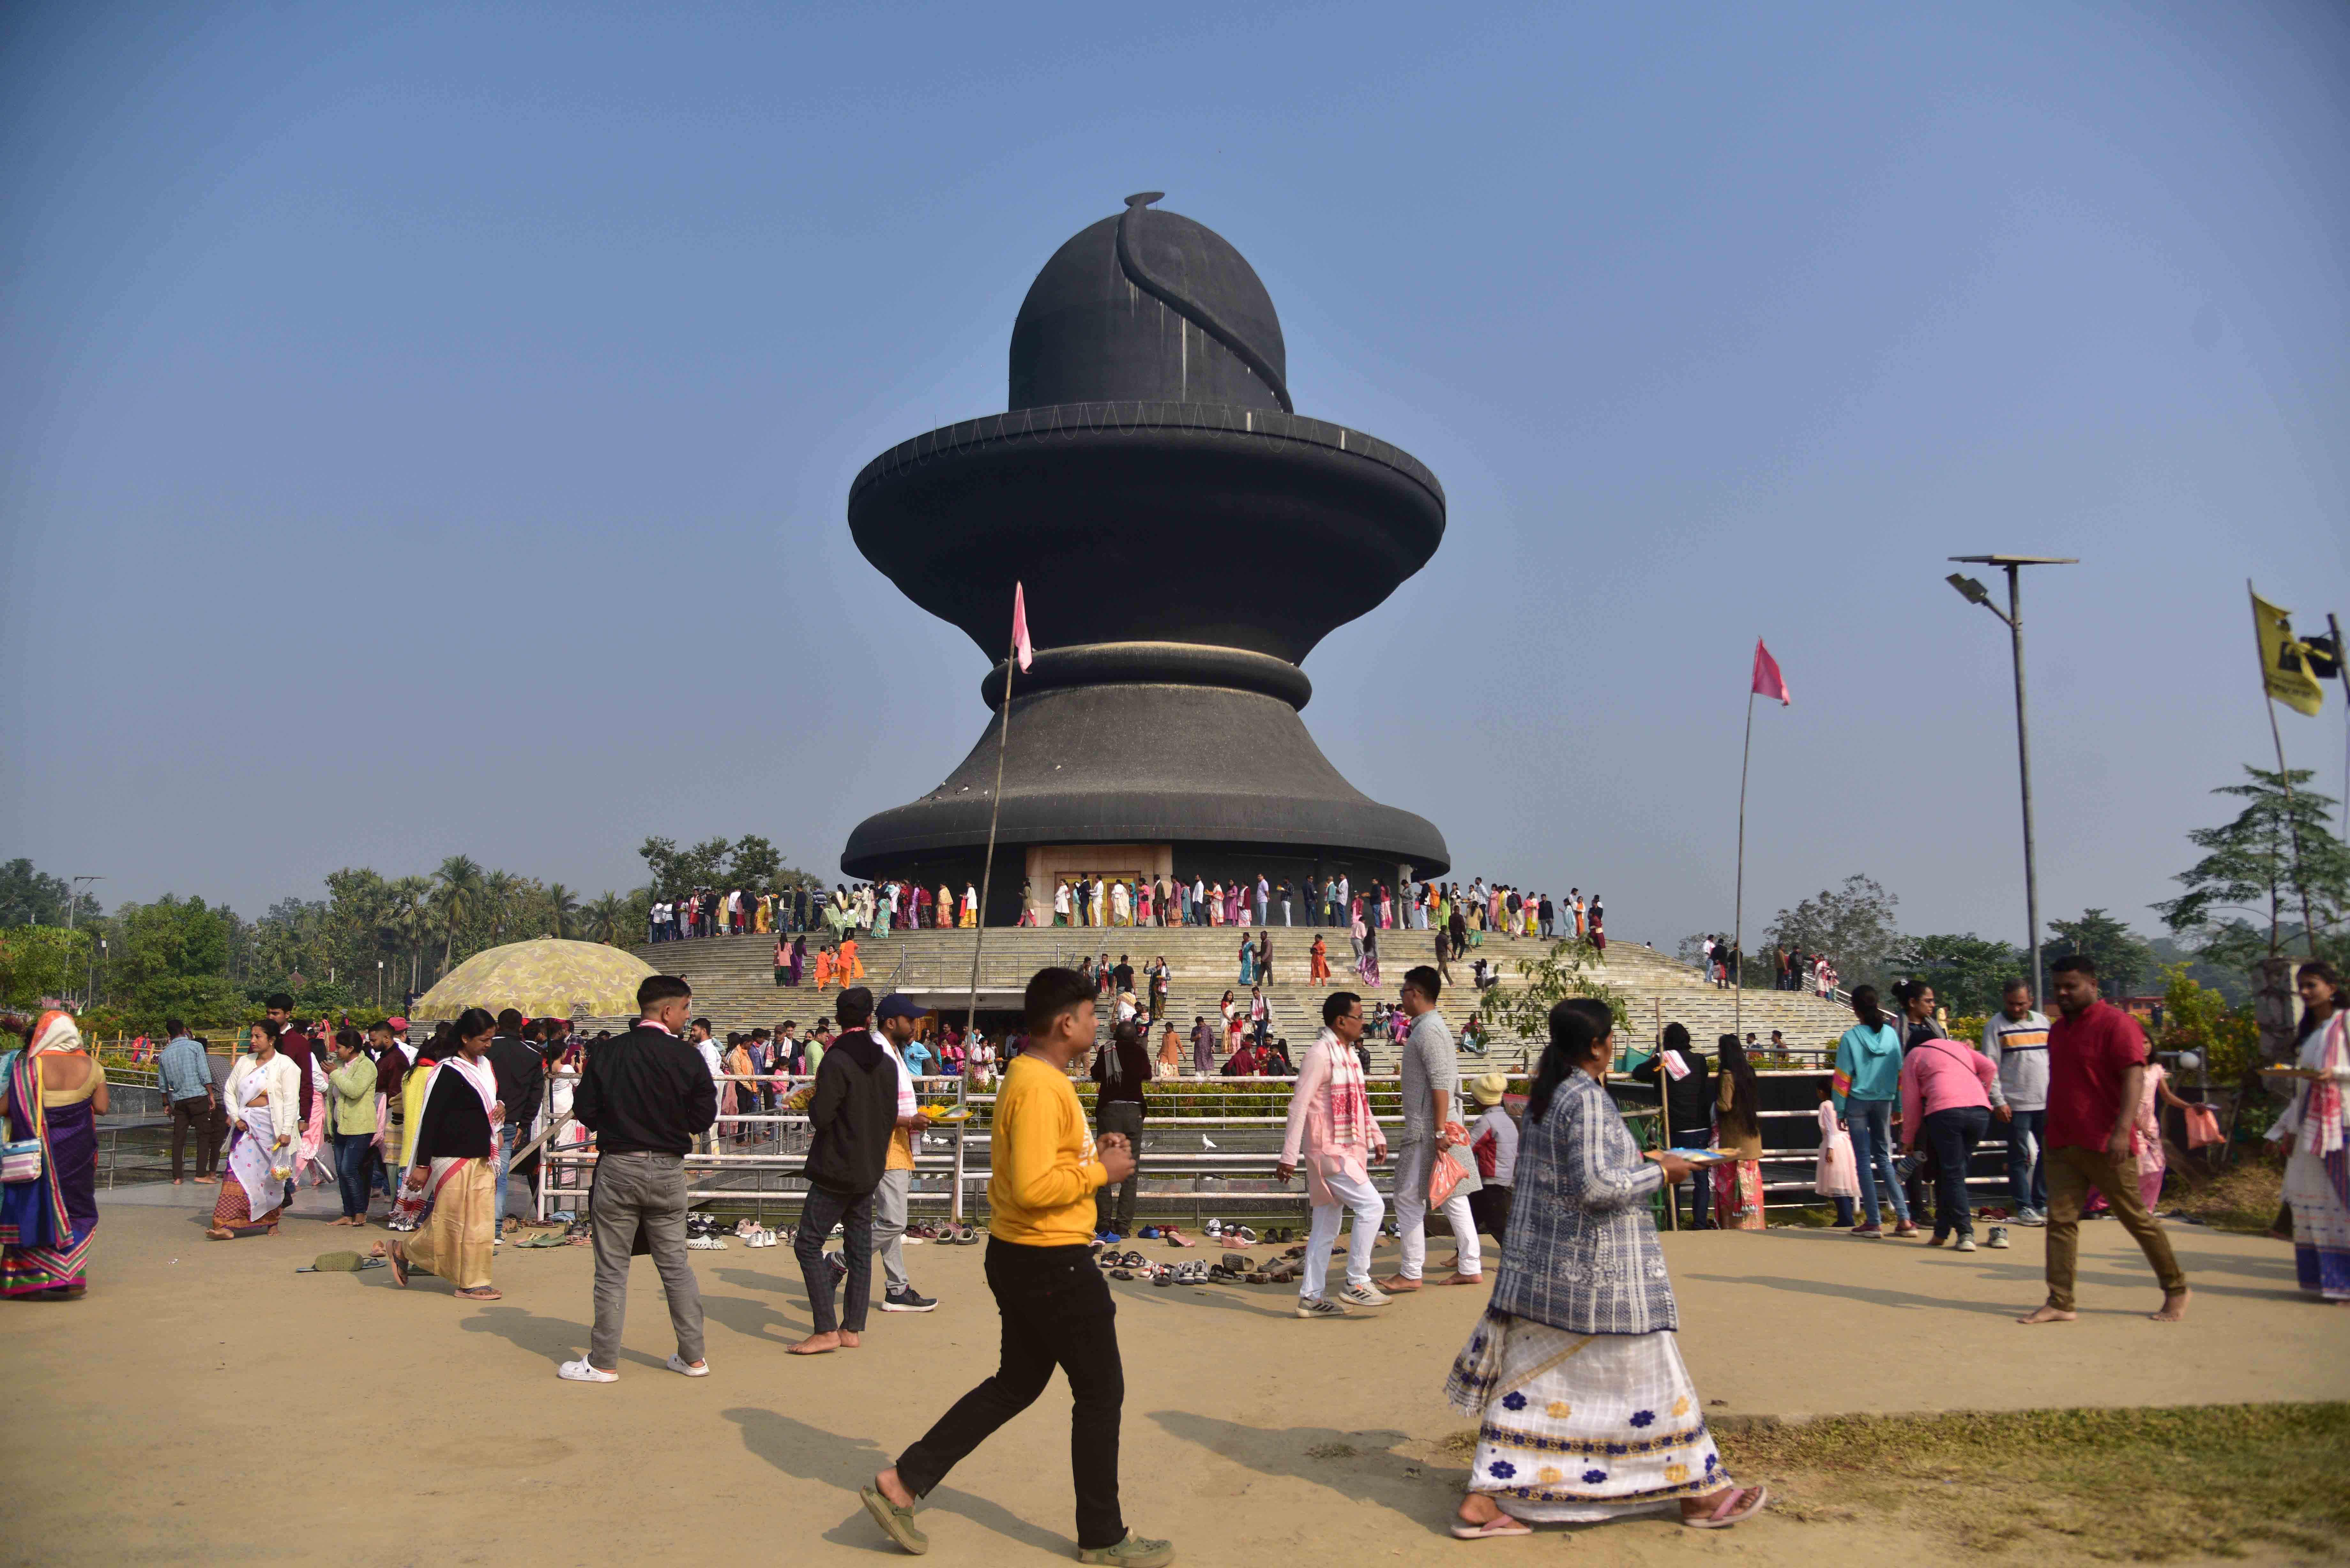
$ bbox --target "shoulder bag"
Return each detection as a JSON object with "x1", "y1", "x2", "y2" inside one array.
[{"x1": 1, "y1": 1051, "x2": 43, "y2": 1184}]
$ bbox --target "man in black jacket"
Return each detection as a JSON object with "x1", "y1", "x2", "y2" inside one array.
[
  {"x1": 487, "y1": 1009, "x2": 546, "y2": 1240},
  {"x1": 1631, "y1": 1022, "x2": 1714, "y2": 1228},
  {"x1": 788, "y1": 986, "x2": 899, "y2": 1356},
  {"x1": 561, "y1": 975, "x2": 716, "y2": 1384}
]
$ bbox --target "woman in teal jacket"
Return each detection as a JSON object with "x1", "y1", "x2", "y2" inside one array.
[{"x1": 1833, "y1": 986, "x2": 1914, "y2": 1237}]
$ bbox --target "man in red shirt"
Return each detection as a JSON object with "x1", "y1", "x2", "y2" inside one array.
[{"x1": 2019, "y1": 955, "x2": 2190, "y2": 1324}]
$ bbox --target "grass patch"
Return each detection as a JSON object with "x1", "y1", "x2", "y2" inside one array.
[
  {"x1": 1715, "y1": 1403, "x2": 2348, "y2": 1560},
  {"x1": 2159, "y1": 1157, "x2": 2284, "y2": 1236},
  {"x1": 1304, "y1": 1442, "x2": 1358, "y2": 1460}
]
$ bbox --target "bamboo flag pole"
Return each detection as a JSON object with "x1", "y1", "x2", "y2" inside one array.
[
  {"x1": 2251, "y1": 582, "x2": 2322, "y2": 955},
  {"x1": 1733, "y1": 685, "x2": 1756, "y2": 1042}
]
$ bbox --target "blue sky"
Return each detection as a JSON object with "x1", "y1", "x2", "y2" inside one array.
[{"x1": 3, "y1": 1, "x2": 2345, "y2": 952}]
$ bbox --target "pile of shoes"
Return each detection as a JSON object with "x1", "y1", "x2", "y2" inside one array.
[
  {"x1": 1202, "y1": 1219, "x2": 1260, "y2": 1248},
  {"x1": 685, "y1": 1212, "x2": 729, "y2": 1251},
  {"x1": 733, "y1": 1219, "x2": 783, "y2": 1249},
  {"x1": 1154, "y1": 1260, "x2": 1210, "y2": 1286}
]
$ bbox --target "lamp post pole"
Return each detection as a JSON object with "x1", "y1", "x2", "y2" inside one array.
[{"x1": 1948, "y1": 557, "x2": 2076, "y2": 1001}]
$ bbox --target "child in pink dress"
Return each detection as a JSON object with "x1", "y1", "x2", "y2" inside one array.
[{"x1": 1815, "y1": 1084, "x2": 1859, "y2": 1227}]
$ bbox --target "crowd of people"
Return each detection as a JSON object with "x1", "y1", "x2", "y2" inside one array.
[
  {"x1": 1691, "y1": 935, "x2": 1835, "y2": 995},
  {"x1": 646, "y1": 874, "x2": 1609, "y2": 949},
  {"x1": 11, "y1": 945, "x2": 2337, "y2": 1561}
]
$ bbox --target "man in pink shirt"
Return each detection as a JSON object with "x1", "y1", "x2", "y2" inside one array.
[
  {"x1": 1898, "y1": 1023, "x2": 1999, "y2": 1251},
  {"x1": 1277, "y1": 991, "x2": 1391, "y2": 1318}
]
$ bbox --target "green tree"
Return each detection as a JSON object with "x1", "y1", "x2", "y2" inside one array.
[
  {"x1": 433, "y1": 855, "x2": 484, "y2": 975},
  {"x1": 2154, "y1": 962, "x2": 2260, "y2": 1088},
  {"x1": 2156, "y1": 766, "x2": 2349, "y2": 968},
  {"x1": 0, "y1": 859, "x2": 80, "y2": 927},
  {"x1": 481, "y1": 869, "x2": 521, "y2": 945},
  {"x1": 2047, "y1": 908, "x2": 2156, "y2": 998},
  {"x1": 0, "y1": 924, "x2": 91, "y2": 1006},
  {"x1": 584, "y1": 892, "x2": 629, "y2": 945},
  {"x1": 1764, "y1": 874, "x2": 1902, "y2": 989},
  {"x1": 1892, "y1": 933, "x2": 2023, "y2": 1015},
  {"x1": 1476, "y1": 938, "x2": 1631, "y2": 1048},
  {"x1": 545, "y1": 882, "x2": 580, "y2": 939}
]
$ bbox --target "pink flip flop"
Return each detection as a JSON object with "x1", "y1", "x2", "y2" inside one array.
[
  {"x1": 1451, "y1": 1513, "x2": 1533, "y2": 1540},
  {"x1": 1683, "y1": 1484, "x2": 1769, "y2": 1528}
]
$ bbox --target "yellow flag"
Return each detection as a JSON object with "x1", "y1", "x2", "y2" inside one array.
[{"x1": 2251, "y1": 588, "x2": 2325, "y2": 716}]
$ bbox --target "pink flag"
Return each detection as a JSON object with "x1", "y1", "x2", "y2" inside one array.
[
  {"x1": 1751, "y1": 638, "x2": 1790, "y2": 705},
  {"x1": 1011, "y1": 581, "x2": 1034, "y2": 672}
]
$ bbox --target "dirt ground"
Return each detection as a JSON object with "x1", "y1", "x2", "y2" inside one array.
[{"x1": 5, "y1": 1196, "x2": 2342, "y2": 1567}]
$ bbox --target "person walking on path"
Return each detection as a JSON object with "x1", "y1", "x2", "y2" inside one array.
[
  {"x1": 1445, "y1": 999, "x2": 1763, "y2": 1539},
  {"x1": 1898, "y1": 1016, "x2": 1998, "y2": 1250},
  {"x1": 2019, "y1": 956, "x2": 2191, "y2": 1325},
  {"x1": 388, "y1": 1007, "x2": 503, "y2": 1301},
  {"x1": 1711, "y1": 1035, "x2": 1765, "y2": 1230},
  {"x1": 325, "y1": 1029, "x2": 378, "y2": 1227},
  {"x1": 1833, "y1": 986, "x2": 1915, "y2": 1238},
  {"x1": 870, "y1": 993, "x2": 939, "y2": 1314},
  {"x1": 158, "y1": 1017, "x2": 220, "y2": 1186},
  {"x1": 789, "y1": 986, "x2": 900, "y2": 1355},
  {"x1": 2267, "y1": 960, "x2": 2349, "y2": 1302},
  {"x1": 1189, "y1": 1015, "x2": 1216, "y2": 1076},
  {"x1": 1277, "y1": 991, "x2": 1391, "y2": 1316},
  {"x1": 862, "y1": 967, "x2": 1171, "y2": 1567},
  {"x1": 1631, "y1": 1023, "x2": 1712, "y2": 1228},
  {"x1": 1091, "y1": 1018, "x2": 1151, "y2": 1241},
  {"x1": 560, "y1": 975, "x2": 715, "y2": 1383},
  {"x1": 1379, "y1": 965, "x2": 1483, "y2": 1291},
  {"x1": 1982, "y1": 980, "x2": 2051, "y2": 1223}
]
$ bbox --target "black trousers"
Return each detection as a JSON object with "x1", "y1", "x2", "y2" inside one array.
[
  {"x1": 898, "y1": 1240, "x2": 1125, "y2": 1550},
  {"x1": 795, "y1": 1184, "x2": 875, "y2": 1334},
  {"x1": 1923, "y1": 1106, "x2": 1989, "y2": 1239},
  {"x1": 170, "y1": 1095, "x2": 221, "y2": 1179}
]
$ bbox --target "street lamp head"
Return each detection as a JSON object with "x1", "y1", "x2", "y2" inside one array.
[{"x1": 1946, "y1": 573, "x2": 1991, "y2": 607}]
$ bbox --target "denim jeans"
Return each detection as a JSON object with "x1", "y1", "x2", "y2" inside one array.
[
  {"x1": 795, "y1": 1183, "x2": 875, "y2": 1334},
  {"x1": 897, "y1": 1240, "x2": 1126, "y2": 1551},
  {"x1": 1922, "y1": 1104, "x2": 1989, "y2": 1239},
  {"x1": 1844, "y1": 1097, "x2": 1910, "y2": 1227},
  {"x1": 331, "y1": 1131, "x2": 375, "y2": 1218},
  {"x1": 1670, "y1": 1128, "x2": 1713, "y2": 1227},
  {"x1": 493, "y1": 1123, "x2": 517, "y2": 1234},
  {"x1": 2005, "y1": 1106, "x2": 2048, "y2": 1211}
]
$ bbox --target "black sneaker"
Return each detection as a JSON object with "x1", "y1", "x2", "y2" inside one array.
[
  {"x1": 827, "y1": 1251, "x2": 848, "y2": 1282},
  {"x1": 881, "y1": 1287, "x2": 938, "y2": 1313}
]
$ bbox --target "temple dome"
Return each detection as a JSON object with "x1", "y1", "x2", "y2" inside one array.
[{"x1": 1009, "y1": 194, "x2": 1289, "y2": 413}]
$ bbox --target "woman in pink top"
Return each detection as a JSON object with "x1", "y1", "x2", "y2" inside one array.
[
  {"x1": 1277, "y1": 992, "x2": 1390, "y2": 1315},
  {"x1": 1899, "y1": 1032, "x2": 1999, "y2": 1250}
]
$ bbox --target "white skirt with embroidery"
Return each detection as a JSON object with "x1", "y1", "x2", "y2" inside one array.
[{"x1": 1448, "y1": 1310, "x2": 1730, "y2": 1521}]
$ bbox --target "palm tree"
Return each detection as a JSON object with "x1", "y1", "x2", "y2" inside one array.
[
  {"x1": 387, "y1": 876, "x2": 432, "y2": 995},
  {"x1": 433, "y1": 855, "x2": 483, "y2": 975},
  {"x1": 482, "y1": 869, "x2": 520, "y2": 946},
  {"x1": 584, "y1": 892, "x2": 627, "y2": 946},
  {"x1": 546, "y1": 882, "x2": 580, "y2": 940}
]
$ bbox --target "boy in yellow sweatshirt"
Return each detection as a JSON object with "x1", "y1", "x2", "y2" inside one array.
[{"x1": 863, "y1": 967, "x2": 1172, "y2": 1567}]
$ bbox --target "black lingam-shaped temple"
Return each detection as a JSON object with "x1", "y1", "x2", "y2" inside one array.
[{"x1": 842, "y1": 194, "x2": 1450, "y2": 921}]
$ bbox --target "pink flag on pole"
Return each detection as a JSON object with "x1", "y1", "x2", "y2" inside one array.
[
  {"x1": 1751, "y1": 638, "x2": 1790, "y2": 705},
  {"x1": 1011, "y1": 581, "x2": 1034, "y2": 672}
]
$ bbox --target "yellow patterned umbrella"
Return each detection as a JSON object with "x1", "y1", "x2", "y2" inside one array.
[{"x1": 411, "y1": 939, "x2": 656, "y2": 1021}]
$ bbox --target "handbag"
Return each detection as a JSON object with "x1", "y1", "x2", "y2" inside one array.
[
  {"x1": 1428, "y1": 1124, "x2": 1472, "y2": 1206},
  {"x1": 1, "y1": 1052, "x2": 43, "y2": 1184}
]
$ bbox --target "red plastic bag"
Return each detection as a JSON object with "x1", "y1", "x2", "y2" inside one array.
[{"x1": 2183, "y1": 1104, "x2": 2220, "y2": 1150}]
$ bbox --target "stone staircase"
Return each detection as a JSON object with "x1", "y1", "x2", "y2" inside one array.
[{"x1": 629, "y1": 926, "x2": 1854, "y2": 1067}]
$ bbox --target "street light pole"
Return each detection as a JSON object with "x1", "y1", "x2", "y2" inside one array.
[{"x1": 1948, "y1": 556, "x2": 2077, "y2": 1002}]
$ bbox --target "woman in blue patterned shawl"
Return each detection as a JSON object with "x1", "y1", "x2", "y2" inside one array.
[{"x1": 1444, "y1": 998, "x2": 1768, "y2": 1538}]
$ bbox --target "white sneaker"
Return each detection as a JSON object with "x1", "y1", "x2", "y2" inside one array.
[
  {"x1": 1954, "y1": 1235, "x2": 1979, "y2": 1253},
  {"x1": 666, "y1": 1353, "x2": 710, "y2": 1377},
  {"x1": 1295, "y1": 1296, "x2": 1349, "y2": 1319},
  {"x1": 1339, "y1": 1282, "x2": 1392, "y2": 1308},
  {"x1": 558, "y1": 1359, "x2": 618, "y2": 1383}
]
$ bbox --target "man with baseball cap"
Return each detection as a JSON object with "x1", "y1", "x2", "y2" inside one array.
[{"x1": 869, "y1": 992, "x2": 938, "y2": 1313}]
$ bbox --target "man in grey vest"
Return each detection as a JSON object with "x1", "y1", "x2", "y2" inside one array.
[{"x1": 1377, "y1": 964, "x2": 1483, "y2": 1292}]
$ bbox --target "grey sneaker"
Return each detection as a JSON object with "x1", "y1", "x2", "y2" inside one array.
[
  {"x1": 2016, "y1": 1208, "x2": 2046, "y2": 1226},
  {"x1": 1295, "y1": 1295, "x2": 1349, "y2": 1319},
  {"x1": 1076, "y1": 1531, "x2": 1175, "y2": 1567},
  {"x1": 1954, "y1": 1235, "x2": 1978, "y2": 1253},
  {"x1": 1985, "y1": 1226, "x2": 2011, "y2": 1249},
  {"x1": 1338, "y1": 1282, "x2": 1392, "y2": 1308}
]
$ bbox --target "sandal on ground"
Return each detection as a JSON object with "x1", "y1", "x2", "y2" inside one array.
[
  {"x1": 388, "y1": 1247, "x2": 409, "y2": 1287},
  {"x1": 455, "y1": 1286, "x2": 503, "y2": 1300},
  {"x1": 1683, "y1": 1485, "x2": 1768, "y2": 1528},
  {"x1": 1451, "y1": 1514, "x2": 1533, "y2": 1540},
  {"x1": 860, "y1": 1485, "x2": 929, "y2": 1555},
  {"x1": 206, "y1": 1227, "x2": 236, "y2": 1241}
]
